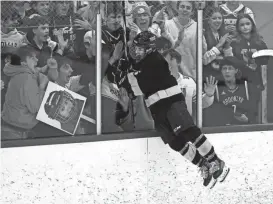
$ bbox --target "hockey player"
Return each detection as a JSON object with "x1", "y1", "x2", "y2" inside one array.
[{"x1": 117, "y1": 31, "x2": 230, "y2": 188}]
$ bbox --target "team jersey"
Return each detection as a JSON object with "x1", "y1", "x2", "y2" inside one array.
[
  {"x1": 1, "y1": 29, "x2": 26, "y2": 55},
  {"x1": 215, "y1": 81, "x2": 249, "y2": 114},
  {"x1": 230, "y1": 37, "x2": 268, "y2": 89},
  {"x1": 219, "y1": 3, "x2": 254, "y2": 35}
]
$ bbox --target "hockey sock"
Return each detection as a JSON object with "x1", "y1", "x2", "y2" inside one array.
[
  {"x1": 193, "y1": 134, "x2": 219, "y2": 163},
  {"x1": 179, "y1": 143, "x2": 203, "y2": 166}
]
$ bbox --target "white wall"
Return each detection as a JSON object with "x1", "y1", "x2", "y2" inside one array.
[{"x1": 1, "y1": 131, "x2": 273, "y2": 204}]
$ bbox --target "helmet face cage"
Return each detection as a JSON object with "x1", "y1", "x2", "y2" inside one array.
[
  {"x1": 131, "y1": 31, "x2": 157, "y2": 60},
  {"x1": 51, "y1": 91, "x2": 78, "y2": 124}
]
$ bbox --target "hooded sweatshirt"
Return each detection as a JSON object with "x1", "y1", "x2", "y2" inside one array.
[
  {"x1": 24, "y1": 31, "x2": 58, "y2": 68},
  {"x1": 2, "y1": 63, "x2": 45, "y2": 129},
  {"x1": 164, "y1": 18, "x2": 207, "y2": 80},
  {"x1": 1, "y1": 29, "x2": 27, "y2": 109}
]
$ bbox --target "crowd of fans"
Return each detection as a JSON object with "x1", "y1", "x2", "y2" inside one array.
[{"x1": 1, "y1": 1, "x2": 269, "y2": 140}]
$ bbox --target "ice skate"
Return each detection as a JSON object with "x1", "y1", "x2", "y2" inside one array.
[
  {"x1": 199, "y1": 159, "x2": 217, "y2": 189},
  {"x1": 209, "y1": 159, "x2": 230, "y2": 183}
]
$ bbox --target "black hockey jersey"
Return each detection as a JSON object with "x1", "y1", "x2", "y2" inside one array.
[{"x1": 130, "y1": 51, "x2": 184, "y2": 114}]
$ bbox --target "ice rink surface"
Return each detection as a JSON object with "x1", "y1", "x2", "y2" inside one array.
[{"x1": 1, "y1": 131, "x2": 273, "y2": 204}]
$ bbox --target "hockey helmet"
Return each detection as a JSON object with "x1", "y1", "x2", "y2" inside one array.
[
  {"x1": 130, "y1": 31, "x2": 157, "y2": 60},
  {"x1": 44, "y1": 90, "x2": 78, "y2": 124},
  {"x1": 132, "y1": 31, "x2": 157, "y2": 51}
]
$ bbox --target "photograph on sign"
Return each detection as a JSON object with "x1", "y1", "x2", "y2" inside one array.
[{"x1": 36, "y1": 81, "x2": 86, "y2": 135}]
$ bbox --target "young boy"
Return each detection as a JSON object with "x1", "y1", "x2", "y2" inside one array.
[
  {"x1": 24, "y1": 15, "x2": 66, "y2": 69},
  {"x1": 117, "y1": 31, "x2": 230, "y2": 189},
  {"x1": 1, "y1": 45, "x2": 49, "y2": 140}
]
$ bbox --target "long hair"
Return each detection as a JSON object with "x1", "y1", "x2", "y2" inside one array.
[{"x1": 235, "y1": 14, "x2": 264, "y2": 45}]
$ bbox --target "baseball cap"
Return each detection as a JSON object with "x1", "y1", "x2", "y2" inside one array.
[{"x1": 131, "y1": 2, "x2": 151, "y2": 17}]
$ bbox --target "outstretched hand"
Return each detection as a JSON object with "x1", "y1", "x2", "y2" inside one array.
[{"x1": 204, "y1": 76, "x2": 218, "y2": 97}]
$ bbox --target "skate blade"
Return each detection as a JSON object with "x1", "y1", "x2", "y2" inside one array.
[
  {"x1": 208, "y1": 178, "x2": 217, "y2": 189},
  {"x1": 219, "y1": 166, "x2": 230, "y2": 183}
]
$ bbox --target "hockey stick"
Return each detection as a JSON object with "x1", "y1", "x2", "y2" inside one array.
[
  {"x1": 252, "y1": 49, "x2": 273, "y2": 58},
  {"x1": 80, "y1": 114, "x2": 96, "y2": 124}
]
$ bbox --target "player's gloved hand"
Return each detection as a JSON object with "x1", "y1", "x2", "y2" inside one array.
[
  {"x1": 109, "y1": 41, "x2": 124, "y2": 65},
  {"x1": 118, "y1": 87, "x2": 130, "y2": 112}
]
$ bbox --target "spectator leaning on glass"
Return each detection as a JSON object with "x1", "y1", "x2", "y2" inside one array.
[
  {"x1": 82, "y1": 30, "x2": 128, "y2": 133},
  {"x1": 203, "y1": 57, "x2": 261, "y2": 126},
  {"x1": 203, "y1": 7, "x2": 233, "y2": 81},
  {"x1": 1, "y1": 46, "x2": 50, "y2": 140},
  {"x1": 230, "y1": 14, "x2": 269, "y2": 91}
]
